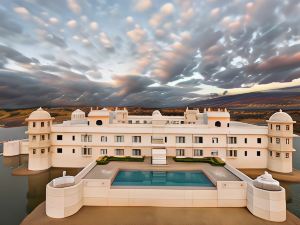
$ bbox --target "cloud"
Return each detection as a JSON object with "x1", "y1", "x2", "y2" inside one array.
[
  {"x1": 49, "y1": 17, "x2": 59, "y2": 25},
  {"x1": 0, "y1": 0, "x2": 300, "y2": 108},
  {"x1": 126, "y1": 16, "x2": 134, "y2": 24},
  {"x1": 0, "y1": 9, "x2": 23, "y2": 36},
  {"x1": 85, "y1": 70, "x2": 103, "y2": 81},
  {"x1": 0, "y1": 45, "x2": 37, "y2": 64},
  {"x1": 99, "y1": 32, "x2": 113, "y2": 49},
  {"x1": 66, "y1": 19, "x2": 77, "y2": 28},
  {"x1": 14, "y1": 7, "x2": 29, "y2": 16},
  {"x1": 133, "y1": 0, "x2": 152, "y2": 12},
  {"x1": 67, "y1": 0, "x2": 81, "y2": 14},
  {"x1": 127, "y1": 26, "x2": 147, "y2": 43},
  {"x1": 160, "y1": 3, "x2": 175, "y2": 15},
  {"x1": 90, "y1": 21, "x2": 98, "y2": 31}
]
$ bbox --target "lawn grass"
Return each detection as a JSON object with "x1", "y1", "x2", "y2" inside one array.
[{"x1": 173, "y1": 157, "x2": 225, "y2": 166}]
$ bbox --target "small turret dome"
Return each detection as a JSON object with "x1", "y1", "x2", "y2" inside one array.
[
  {"x1": 28, "y1": 107, "x2": 51, "y2": 120},
  {"x1": 268, "y1": 109, "x2": 293, "y2": 123},
  {"x1": 152, "y1": 110, "x2": 162, "y2": 117}
]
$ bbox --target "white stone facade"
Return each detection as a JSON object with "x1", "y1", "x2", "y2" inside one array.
[{"x1": 19, "y1": 107, "x2": 295, "y2": 173}]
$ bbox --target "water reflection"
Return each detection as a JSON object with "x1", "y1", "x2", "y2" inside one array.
[{"x1": 1, "y1": 155, "x2": 82, "y2": 223}]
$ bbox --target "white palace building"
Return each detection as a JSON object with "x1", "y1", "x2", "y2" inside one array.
[{"x1": 3, "y1": 107, "x2": 297, "y2": 222}]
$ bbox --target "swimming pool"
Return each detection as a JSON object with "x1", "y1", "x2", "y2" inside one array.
[{"x1": 112, "y1": 170, "x2": 214, "y2": 187}]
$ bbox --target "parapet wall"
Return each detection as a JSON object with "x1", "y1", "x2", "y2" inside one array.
[
  {"x1": 225, "y1": 163, "x2": 286, "y2": 222},
  {"x1": 46, "y1": 162, "x2": 286, "y2": 221},
  {"x1": 3, "y1": 139, "x2": 28, "y2": 156}
]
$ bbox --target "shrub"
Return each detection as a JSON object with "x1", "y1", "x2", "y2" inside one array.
[
  {"x1": 96, "y1": 156, "x2": 144, "y2": 165},
  {"x1": 173, "y1": 157, "x2": 225, "y2": 166}
]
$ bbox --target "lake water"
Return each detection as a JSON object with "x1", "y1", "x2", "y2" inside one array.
[{"x1": 0, "y1": 127, "x2": 299, "y2": 225}]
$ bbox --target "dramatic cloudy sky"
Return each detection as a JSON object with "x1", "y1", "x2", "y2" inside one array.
[{"x1": 0, "y1": 0, "x2": 300, "y2": 108}]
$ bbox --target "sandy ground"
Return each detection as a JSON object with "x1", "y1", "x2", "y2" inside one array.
[
  {"x1": 21, "y1": 202, "x2": 300, "y2": 225},
  {"x1": 240, "y1": 168, "x2": 300, "y2": 183}
]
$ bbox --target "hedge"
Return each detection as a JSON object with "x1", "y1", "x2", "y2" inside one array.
[
  {"x1": 173, "y1": 157, "x2": 225, "y2": 166},
  {"x1": 96, "y1": 156, "x2": 145, "y2": 165}
]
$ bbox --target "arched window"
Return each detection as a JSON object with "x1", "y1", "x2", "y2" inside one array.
[
  {"x1": 215, "y1": 121, "x2": 221, "y2": 127},
  {"x1": 96, "y1": 120, "x2": 103, "y2": 126}
]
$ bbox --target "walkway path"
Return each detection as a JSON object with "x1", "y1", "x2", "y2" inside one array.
[{"x1": 21, "y1": 202, "x2": 300, "y2": 225}]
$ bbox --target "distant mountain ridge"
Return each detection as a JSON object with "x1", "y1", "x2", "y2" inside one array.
[{"x1": 189, "y1": 86, "x2": 300, "y2": 109}]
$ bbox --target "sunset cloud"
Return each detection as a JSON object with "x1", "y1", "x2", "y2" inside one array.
[{"x1": 0, "y1": 0, "x2": 299, "y2": 108}]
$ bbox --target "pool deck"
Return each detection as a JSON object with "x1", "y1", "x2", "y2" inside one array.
[{"x1": 83, "y1": 157, "x2": 240, "y2": 185}]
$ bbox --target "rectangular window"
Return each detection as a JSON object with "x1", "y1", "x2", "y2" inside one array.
[
  {"x1": 276, "y1": 138, "x2": 280, "y2": 144},
  {"x1": 270, "y1": 124, "x2": 272, "y2": 129},
  {"x1": 194, "y1": 136, "x2": 203, "y2": 143},
  {"x1": 100, "y1": 149, "x2": 107, "y2": 155},
  {"x1": 227, "y1": 150, "x2": 237, "y2": 157},
  {"x1": 276, "y1": 152, "x2": 280, "y2": 158},
  {"x1": 115, "y1": 149, "x2": 124, "y2": 156},
  {"x1": 57, "y1": 135, "x2": 63, "y2": 140},
  {"x1": 270, "y1": 137, "x2": 272, "y2": 143},
  {"x1": 256, "y1": 151, "x2": 261, "y2": 156},
  {"x1": 101, "y1": 136, "x2": 107, "y2": 142},
  {"x1": 286, "y1": 125, "x2": 290, "y2": 130},
  {"x1": 81, "y1": 135, "x2": 92, "y2": 142},
  {"x1": 165, "y1": 137, "x2": 167, "y2": 143},
  {"x1": 212, "y1": 137, "x2": 219, "y2": 144},
  {"x1": 176, "y1": 136, "x2": 185, "y2": 143},
  {"x1": 176, "y1": 149, "x2": 185, "y2": 156},
  {"x1": 244, "y1": 151, "x2": 247, "y2": 156},
  {"x1": 228, "y1": 137, "x2": 237, "y2": 144},
  {"x1": 257, "y1": 138, "x2": 261, "y2": 144},
  {"x1": 128, "y1": 120, "x2": 132, "y2": 124},
  {"x1": 41, "y1": 135, "x2": 45, "y2": 141},
  {"x1": 244, "y1": 138, "x2": 247, "y2": 144},
  {"x1": 33, "y1": 149, "x2": 36, "y2": 154},
  {"x1": 132, "y1": 149, "x2": 141, "y2": 156},
  {"x1": 32, "y1": 135, "x2": 36, "y2": 141},
  {"x1": 48, "y1": 134, "x2": 50, "y2": 140},
  {"x1": 41, "y1": 122, "x2": 44, "y2": 127},
  {"x1": 33, "y1": 122, "x2": 36, "y2": 127},
  {"x1": 276, "y1": 125, "x2": 281, "y2": 131},
  {"x1": 81, "y1": 147, "x2": 92, "y2": 156},
  {"x1": 41, "y1": 149, "x2": 45, "y2": 154},
  {"x1": 115, "y1": 135, "x2": 124, "y2": 142},
  {"x1": 72, "y1": 135, "x2": 75, "y2": 141},
  {"x1": 57, "y1": 148, "x2": 62, "y2": 153},
  {"x1": 286, "y1": 153, "x2": 289, "y2": 158},
  {"x1": 286, "y1": 138, "x2": 290, "y2": 144},
  {"x1": 193, "y1": 149, "x2": 203, "y2": 156},
  {"x1": 132, "y1": 136, "x2": 141, "y2": 143},
  {"x1": 211, "y1": 150, "x2": 218, "y2": 156},
  {"x1": 269, "y1": 151, "x2": 272, "y2": 157},
  {"x1": 72, "y1": 149, "x2": 75, "y2": 153}
]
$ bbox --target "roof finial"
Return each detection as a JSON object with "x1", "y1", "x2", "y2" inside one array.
[{"x1": 279, "y1": 109, "x2": 282, "y2": 112}]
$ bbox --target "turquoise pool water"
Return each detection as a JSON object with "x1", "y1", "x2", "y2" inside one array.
[{"x1": 112, "y1": 170, "x2": 214, "y2": 187}]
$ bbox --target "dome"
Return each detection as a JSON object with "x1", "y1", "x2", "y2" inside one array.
[
  {"x1": 268, "y1": 109, "x2": 293, "y2": 123},
  {"x1": 152, "y1": 110, "x2": 162, "y2": 117},
  {"x1": 28, "y1": 107, "x2": 51, "y2": 120}
]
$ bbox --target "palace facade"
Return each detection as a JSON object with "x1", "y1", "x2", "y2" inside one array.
[{"x1": 19, "y1": 107, "x2": 295, "y2": 173}]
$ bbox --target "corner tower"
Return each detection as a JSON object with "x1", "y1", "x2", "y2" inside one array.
[
  {"x1": 267, "y1": 109, "x2": 295, "y2": 173},
  {"x1": 26, "y1": 107, "x2": 54, "y2": 171}
]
